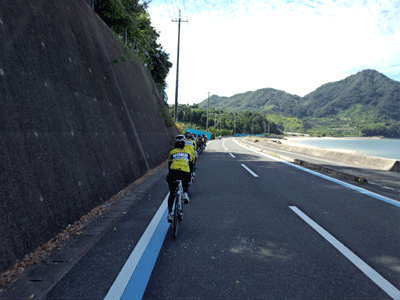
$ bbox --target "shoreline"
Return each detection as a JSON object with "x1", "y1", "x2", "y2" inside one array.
[
  {"x1": 282, "y1": 138, "x2": 357, "y2": 154},
  {"x1": 284, "y1": 136, "x2": 385, "y2": 142},
  {"x1": 282, "y1": 136, "x2": 400, "y2": 160},
  {"x1": 244, "y1": 136, "x2": 400, "y2": 171}
]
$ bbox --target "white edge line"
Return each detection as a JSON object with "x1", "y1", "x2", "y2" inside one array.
[
  {"x1": 241, "y1": 164, "x2": 259, "y2": 177},
  {"x1": 229, "y1": 153, "x2": 236, "y2": 158},
  {"x1": 233, "y1": 139, "x2": 400, "y2": 208},
  {"x1": 289, "y1": 206, "x2": 400, "y2": 299},
  {"x1": 104, "y1": 193, "x2": 169, "y2": 300}
]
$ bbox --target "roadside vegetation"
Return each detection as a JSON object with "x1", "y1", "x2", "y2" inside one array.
[
  {"x1": 94, "y1": 0, "x2": 173, "y2": 99},
  {"x1": 170, "y1": 104, "x2": 282, "y2": 138}
]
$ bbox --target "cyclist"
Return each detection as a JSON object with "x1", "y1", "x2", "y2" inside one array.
[
  {"x1": 184, "y1": 132, "x2": 197, "y2": 182},
  {"x1": 190, "y1": 133, "x2": 198, "y2": 177},
  {"x1": 200, "y1": 134, "x2": 206, "y2": 151},
  {"x1": 185, "y1": 132, "x2": 197, "y2": 159},
  {"x1": 191, "y1": 133, "x2": 198, "y2": 160},
  {"x1": 197, "y1": 134, "x2": 204, "y2": 151},
  {"x1": 166, "y1": 135, "x2": 193, "y2": 222},
  {"x1": 202, "y1": 134, "x2": 208, "y2": 148},
  {"x1": 184, "y1": 132, "x2": 197, "y2": 159}
]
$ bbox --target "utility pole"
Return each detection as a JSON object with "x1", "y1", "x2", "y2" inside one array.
[
  {"x1": 172, "y1": 10, "x2": 188, "y2": 122},
  {"x1": 206, "y1": 92, "x2": 210, "y2": 133},
  {"x1": 234, "y1": 115, "x2": 236, "y2": 136}
]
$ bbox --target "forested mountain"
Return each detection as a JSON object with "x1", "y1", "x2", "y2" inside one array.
[
  {"x1": 199, "y1": 70, "x2": 400, "y2": 122},
  {"x1": 198, "y1": 70, "x2": 400, "y2": 136},
  {"x1": 201, "y1": 89, "x2": 303, "y2": 117},
  {"x1": 302, "y1": 69, "x2": 400, "y2": 122}
]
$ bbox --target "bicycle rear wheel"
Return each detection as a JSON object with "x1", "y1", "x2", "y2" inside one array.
[{"x1": 172, "y1": 195, "x2": 180, "y2": 239}]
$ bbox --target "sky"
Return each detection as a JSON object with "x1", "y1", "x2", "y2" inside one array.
[{"x1": 147, "y1": 0, "x2": 400, "y2": 105}]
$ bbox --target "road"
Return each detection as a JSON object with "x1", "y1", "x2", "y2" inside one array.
[
  {"x1": 46, "y1": 137, "x2": 400, "y2": 299},
  {"x1": 238, "y1": 138, "x2": 400, "y2": 200}
]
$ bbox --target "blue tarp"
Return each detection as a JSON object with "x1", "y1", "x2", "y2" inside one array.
[{"x1": 185, "y1": 128, "x2": 211, "y2": 140}]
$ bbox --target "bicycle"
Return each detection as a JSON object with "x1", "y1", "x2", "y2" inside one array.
[
  {"x1": 172, "y1": 180, "x2": 184, "y2": 239},
  {"x1": 197, "y1": 144, "x2": 204, "y2": 156}
]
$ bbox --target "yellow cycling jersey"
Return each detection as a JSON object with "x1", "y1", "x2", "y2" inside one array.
[
  {"x1": 185, "y1": 139, "x2": 197, "y2": 151},
  {"x1": 184, "y1": 144, "x2": 195, "y2": 162},
  {"x1": 169, "y1": 148, "x2": 193, "y2": 173}
]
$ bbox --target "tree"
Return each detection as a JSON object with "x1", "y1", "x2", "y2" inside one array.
[
  {"x1": 94, "y1": 0, "x2": 172, "y2": 99},
  {"x1": 170, "y1": 105, "x2": 282, "y2": 135}
]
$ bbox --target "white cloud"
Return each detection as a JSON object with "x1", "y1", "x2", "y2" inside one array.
[{"x1": 148, "y1": 0, "x2": 400, "y2": 104}]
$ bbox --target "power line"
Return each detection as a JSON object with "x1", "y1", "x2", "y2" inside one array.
[
  {"x1": 163, "y1": 0, "x2": 174, "y2": 21},
  {"x1": 182, "y1": 0, "x2": 190, "y2": 29},
  {"x1": 170, "y1": 0, "x2": 178, "y2": 20}
]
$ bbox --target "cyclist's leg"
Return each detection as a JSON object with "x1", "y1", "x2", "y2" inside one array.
[
  {"x1": 167, "y1": 181, "x2": 176, "y2": 213},
  {"x1": 181, "y1": 171, "x2": 191, "y2": 203},
  {"x1": 166, "y1": 171, "x2": 179, "y2": 214},
  {"x1": 180, "y1": 172, "x2": 190, "y2": 191}
]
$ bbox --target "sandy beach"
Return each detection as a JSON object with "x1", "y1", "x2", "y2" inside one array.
[
  {"x1": 282, "y1": 136, "x2": 396, "y2": 156},
  {"x1": 280, "y1": 137, "x2": 373, "y2": 154},
  {"x1": 285, "y1": 136, "x2": 384, "y2": 143},
  {"x1": 250, "y1": 136, "x2": 399, "y2": 159}
]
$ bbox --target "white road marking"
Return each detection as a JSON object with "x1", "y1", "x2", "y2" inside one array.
[
  {"x1": 241, "y1": 164, "x2": 259, "y2": 177},
  {"x1": 104, "y1": 193, "x2": 169, "y2": 300},
  {"x1": 233, "y1": 138, "x2": 400, "y2": 208},
  {"x1": 290, "y1": 206, "x2": 400, "y2": 300},
  {"x1": 229, "y1": 153, "x2": 236, "y2": 158}
]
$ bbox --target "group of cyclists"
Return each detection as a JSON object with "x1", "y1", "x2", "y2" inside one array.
[{"x1": 166, "y1": 132, "x2": 207, "y2": 222}]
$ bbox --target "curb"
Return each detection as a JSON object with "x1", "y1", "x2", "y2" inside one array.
[
  {"x1": 292, "y1": 159, "x2": 368, "y2": 183},
  {"x1": 0, "y1": 161, "x2": 169, "y2": 300}
]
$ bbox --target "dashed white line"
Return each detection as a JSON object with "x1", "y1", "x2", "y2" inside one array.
[
  {"x1": 233, "y1": 138, "x2": 400, "y2": 208},
  {"x1": 241, "y1": 164, "x2": 259, "y2": 177},
  {"x1": 290, "y1": 206, "x2": 400, "y2": 300},
  {"x1": 229, "y1": 153, "x2": 236, "y2": 158}
]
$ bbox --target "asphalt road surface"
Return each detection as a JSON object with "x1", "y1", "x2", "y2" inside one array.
[{"x1": 47, "y1": 137, "x2": 400, "y2": 299}]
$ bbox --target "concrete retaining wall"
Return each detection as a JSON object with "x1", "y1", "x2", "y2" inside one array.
[
  {"x1": 244, "y1": 138, "x2": 400, "y2": 172},
  {"x1": 0, "y1": 0, "x2": 177, "y2": 272}
]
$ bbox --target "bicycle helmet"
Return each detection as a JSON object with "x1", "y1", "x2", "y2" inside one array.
[
  {"x1": 174, "y1": 134, "x2": 186, "y2": 149},
  {"x1": 184, "y1": 132, "x2": 192, "y2": 139},
  {"x1": 174, "y1": 134, "x2": 186, "y2": 143}
]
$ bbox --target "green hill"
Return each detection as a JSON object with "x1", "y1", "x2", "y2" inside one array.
[
  {"x1": 201, "y1": 89, "x2": 303, "y2": 117},
  {"x1": 199, "y1": 70, "x2": 400, "y2": 122},
  {"x1": 302, "y1": 69, "x2": 400, "y2": 122},
  {"x1": 198, "y1": 69, "x2": 400, "y2": 137}
]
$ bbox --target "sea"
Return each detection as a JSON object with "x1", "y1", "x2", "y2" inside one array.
[{"x1": 295, "y1": 138, "x2": 400, "y2": 160}]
